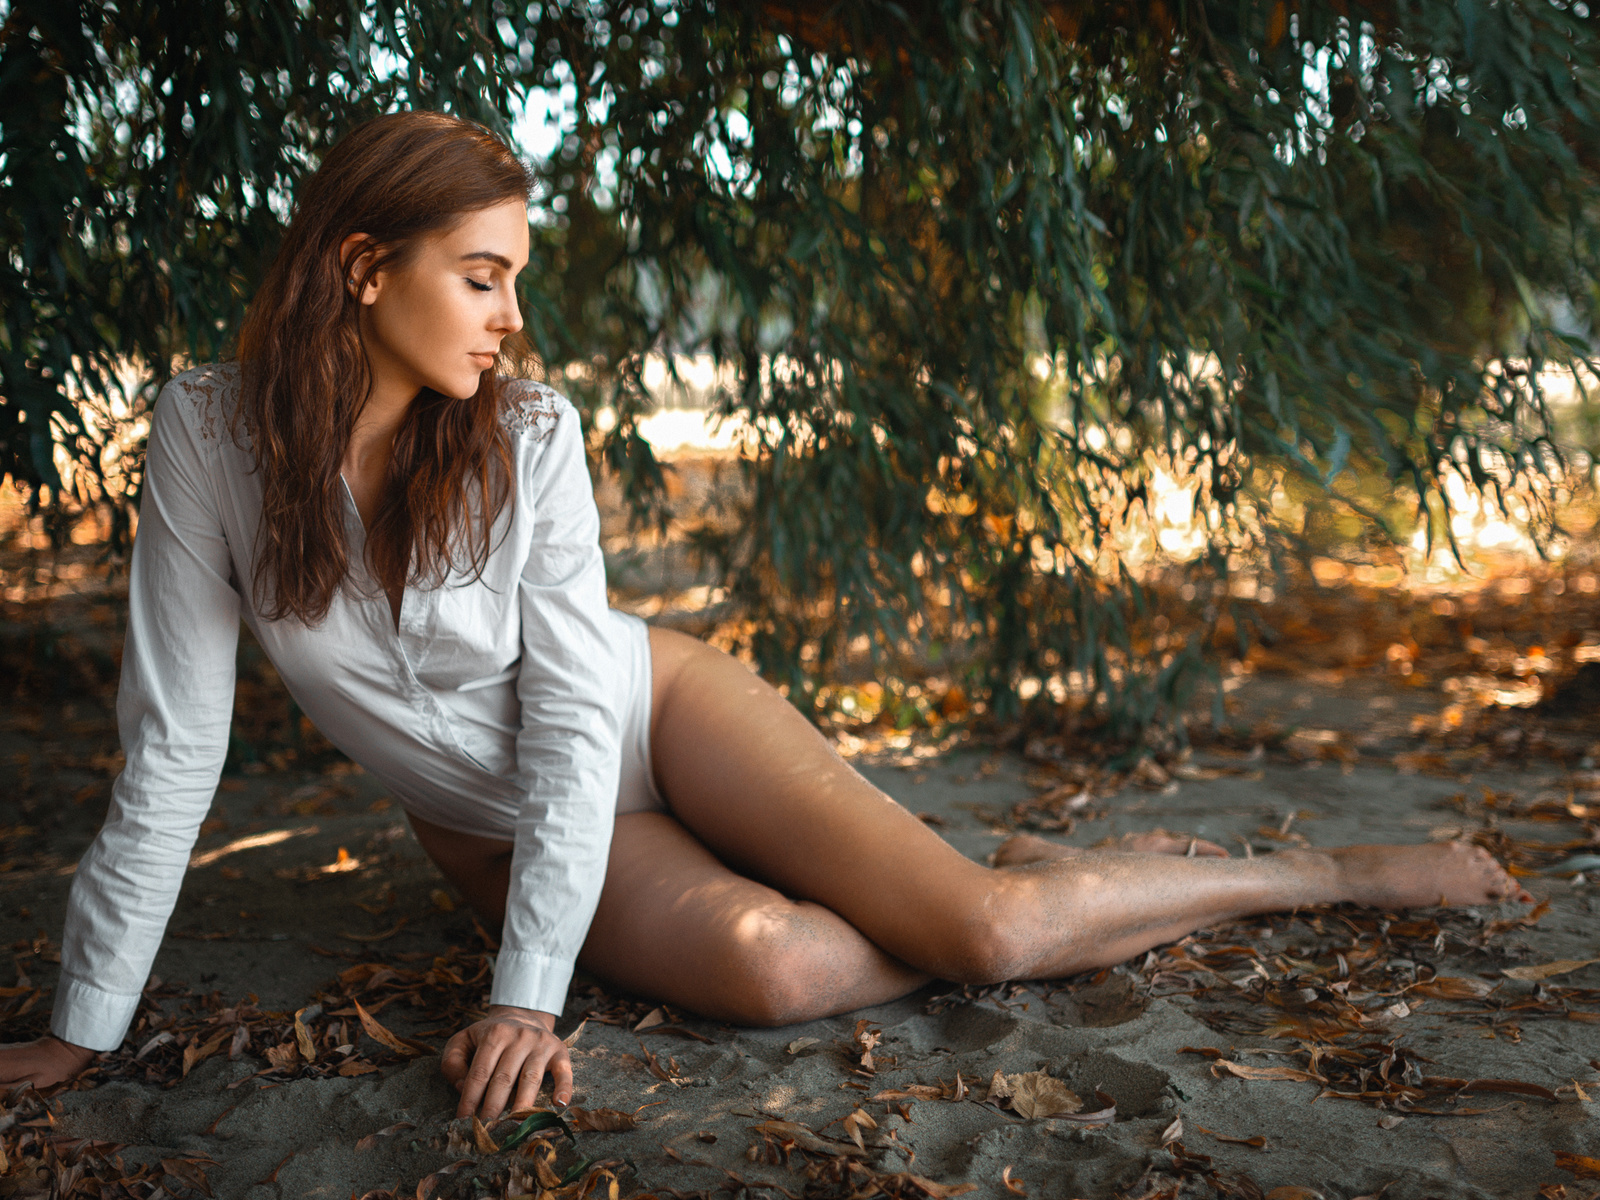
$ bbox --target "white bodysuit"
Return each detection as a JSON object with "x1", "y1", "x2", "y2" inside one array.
[{"x1": 52, "y1": 363, "x2": 661, "y2": 1052}]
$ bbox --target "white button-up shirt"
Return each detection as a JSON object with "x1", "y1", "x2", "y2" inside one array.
[{"x1": 52, "y1": 363, "x2": 622, "y2": 1051}]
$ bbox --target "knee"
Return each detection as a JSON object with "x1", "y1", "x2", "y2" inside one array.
[
  {"x1": 710, "y1": 906, "x2": 850, "y2": 1027},
  {"x1": 932, "y1": 881, "x2": 1057, "y2": 986}
]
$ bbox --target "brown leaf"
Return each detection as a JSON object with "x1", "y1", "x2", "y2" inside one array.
[
  {"x1": 1264, "y1": 1189, "x2": 1323, "y2": 1200},
  {"x1": 338, "y1": 1059, "x2": 379, "y2": 1077},
  {"x1": 873, "y1": 1085, "x2": 945, "y2": 1102},
  {"x1": 1159, "y1": 1116, "x2": 1183, "y2": 1146},
  {"x1": 841, "y1": 1107, "x2": 877, "y2": 1151},
  {"x1": 1419, "y1": 1076, "x2": 1558, "y2": 1101},
  {"x1": 1409, "y1": 976, "x2": 1495, "y2": 1000},
  {"x1": 986, "y1": 1069, "x2": 1012, "y2": 1102},
  {"x1": 472, "y1": 1115, "x2": 499, "y2": 1154},
  {"x1": 570, "y1": 1106, "x2": 641, "y2": 1132},
  {"x1": 1211, "y1": 1060, "x2": 1322, "y2": 1083},
  {"x1": 1502, "y1": 958, "x2": 1600, "y2": 982},
  {"x1": 293, "y1": 1007, "x2": 317, "y2": 1064},
  {"x1": 1178, "y1": 1046, "x2": 1224, "y2": 1059},
  {"x1": 751, "y1": 1119, "x2": 869, "y2": 1158},
  {"x1": 1001, "y1": 1071, "x2": 1083, "y2": 1120},
  {"x1": 1557, "y1": 1151, "x2": 1600, "y2": 1180},
  {"x1": 1000, "y1": 1165, "x2": 1028, "y2": 1196},
  {"x1": 341, "y1": 917, "x2": 408, "y2": 943},
  {"x1": 160, "y1": 1158, "x2": 215, "y2": 1198},
  {"x1": 181, "y1": 1028, "x2": 231, "y2": 1078},
  {"x1": 562, "y1": 1017, "x2": 588, "y2": 1048},
  {"x1": 356, "y1": 1120, "x2": 417, "y2": 1151},
  {"x1": 1195, "y1": 1124, "x2": 1268, "y2": 1148},
  {"x1": 415, "y1": 1158, "x2": 476, "y2": 1200},
  {"x1": 354, "y1": 998, "x2": 426, "y2": 1057},
  {"x1": 1377, "y1": 1114, "x2": 1405, "y2": 1130},
  {"x1": 852, "y1": 1019, "x2": 883, "y2": 1071},
  {"x1": 633, "y1": 1006, "x2": 668, "y2": 1031},
  {"x1": 265, "y1": 1041, "x2": 299, "y2": 1070},
  {"x1": 1050, "y1": 1089, "x2": 1117, "y2": 1127},
  {"x1": 899, "y1": 1176, "x2": 976, "y2": 1199},
  {"x1": 787, "y1": 1037, "x2": 822, "y2": 1054}
]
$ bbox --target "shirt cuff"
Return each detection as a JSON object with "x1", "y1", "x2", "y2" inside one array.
[
  {"x1": 51, "y1": 976, "x2": 142, "y2": 1052},
  {"x1": 488, "y1": 951, "x2": 575, "y2": 1016}
]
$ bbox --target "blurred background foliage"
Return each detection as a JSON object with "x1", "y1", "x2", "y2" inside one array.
[{"x1": 2, "y1": 0, "x2": 1598, "y2": 744}]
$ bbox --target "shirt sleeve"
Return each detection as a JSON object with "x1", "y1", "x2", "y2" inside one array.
[
  {"x1": 52, "y1": 382, "x2": 240, "y2": 1051},
  {"x1": 490, "y1": 400, "x2": 622, "y2": 1015}
]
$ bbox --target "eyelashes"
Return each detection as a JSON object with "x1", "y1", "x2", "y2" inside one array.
[{"x1": 466, "y1": 279, "x2": 493, "y2": 293}]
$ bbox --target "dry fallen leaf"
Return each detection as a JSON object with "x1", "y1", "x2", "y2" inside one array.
[
  {"x1": 353, "y1": 998, "x2": 427, "y2": 1057},
  {"x1": 841, "y1": 1107, "x2": 877, "y2": 1151},
  {"x1": 634, "y1": 1006, "x2": 668, "y2": 1032},
  {"x1": 873, "y1": 1084, "x2": 945, "y2": 1102},
  {"x1": 1555, "y1": 1151, "x2": 1600, "y2": 1179},
  {"x1": 752, "y1": 1119, "x2": 870, "y2": 1158},
  {"x1": 852, "y1": 1019, "x2": 883, "y2": 1071},
  {"x1": 1211, "y1": 1060, "x2": 1323, "y2": 1084},
  {"x1": 1502, "y1": 958, "x2": 1600, "y2": 982},
  {"x1": 1265, "y1": 1189, "x2": 1324, "y2": 1200},
  {"x1": 338, "y1": 1059, "x2": 379, "y2": 1077},
  {"x1": 1001, "y1": 1071, "x2": 1084, "y2": 1120},
  {"x1": 787, "y1": 1037, "x2": 821, "y2": 1055},
  {"x1": 293, "y1": 1006, "x2": 317, "y2": 1063},
  {"x1": 569, "y1": 1106, "x2": 641, "y2": 1132},
  {"x1": 1377, "y1": 1114, "x2": 1405, "y2": 1130},
  {"x1": 472, "y1": 1115, "x2": 499, "y2": 1154},
  {"x1": 264, "y1": 1041, "x2": 299, "y2": 1070},
  {"x1": 1160, "y1": 1116, "x2": 1183, "y2": 1146},
  {"x1": 181, "y1": 1028, "x2": 230, "y2": 1078},
  {"x1": 563, "y1": 1018, "x2": 588, "y2": 1048},
  {"x1": 1001, "y1": 1165, "x2": 1028, "y2": 1196},
  {"x1": 1195, "y1": 1124, "x2": 1268, "y2": 1148},
  {"x1": 1409, "y1": 976, "x2": 1495, "y2": 1000},
  {"x1": 355, "y1": 1120, "x2": 416, "y2": 1151}
]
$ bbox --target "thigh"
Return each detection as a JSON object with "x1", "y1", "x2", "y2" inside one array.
[
  {"x1": 646, "y1": 628, "x2": 999, "y2": 975},
  {"x1": 577, "y1": 811, "x2": 925, "y2": 1024}
]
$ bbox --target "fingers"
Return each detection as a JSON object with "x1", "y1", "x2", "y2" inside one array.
[
  {"x1": 441, "y1": 1030, "x2": 474, "y2": 1087},
  {"x1": 455, "y1": 1024, "x2": 566, "y2": 1119},
  {"x1": 511, "y1": 1042, "x2": 570, "y2": 1114}
]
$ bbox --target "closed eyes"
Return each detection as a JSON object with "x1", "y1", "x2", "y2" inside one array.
[{"x1": 466, "y1": 278, "x2": 493, "y2": 293}]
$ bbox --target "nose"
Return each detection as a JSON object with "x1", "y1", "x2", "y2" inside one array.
[{"x1": 494, "y1": 287, "x2": 523, "y2": 338}]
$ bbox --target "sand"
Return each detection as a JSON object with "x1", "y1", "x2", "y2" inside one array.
[{"x1": 5, "y1": 699, "x2": 1600, "y2": 1200}]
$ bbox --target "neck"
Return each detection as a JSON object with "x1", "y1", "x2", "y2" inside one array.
[{"x1": 344, "y1": 352, "x2": 419, "y2": 476}]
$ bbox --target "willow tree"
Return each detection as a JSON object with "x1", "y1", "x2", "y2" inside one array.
[{"x1": 4, "y1": 0, "x2": 1597, "y2": 737}]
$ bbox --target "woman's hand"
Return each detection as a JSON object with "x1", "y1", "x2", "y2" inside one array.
[
  {"x1": 441, "y1": 1005, "x2": 573, "y2": 1120},
  {"x1": 0, "y1": 1036, "x2": 96, "y2": 1089}
]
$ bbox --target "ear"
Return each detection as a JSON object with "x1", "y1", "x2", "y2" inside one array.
[{"x1": 338, "y1": 233, "x2": 380, "y2": 303}]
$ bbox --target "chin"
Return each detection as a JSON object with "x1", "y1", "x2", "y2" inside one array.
[{"x1": 431, "y1": 372, "x2": 487, "y2": 401}]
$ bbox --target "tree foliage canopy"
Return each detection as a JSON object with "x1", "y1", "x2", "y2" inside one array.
[{"x1": 3, "y1": 0, "x2": 1598, "y2": 738}]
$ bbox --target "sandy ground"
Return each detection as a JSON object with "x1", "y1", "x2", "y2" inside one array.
[{"x1": 4, "y1": 700, "x2": 1600, "y2": 1198}]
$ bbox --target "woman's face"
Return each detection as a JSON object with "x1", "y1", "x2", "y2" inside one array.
[{"x1": 353, "y1": 199, "x2": 530, "y2": 401}]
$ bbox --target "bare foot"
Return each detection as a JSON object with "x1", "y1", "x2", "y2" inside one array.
[
  {"x1": 993, "y1": 829, "x2": 1229, "y2": 868},
  {"x1": 0, "y1": 1036, "x2": 96, "y2": 1090},
  {"x1": 1327, "y1": 841, "x2": 1532, "y2": 908}
]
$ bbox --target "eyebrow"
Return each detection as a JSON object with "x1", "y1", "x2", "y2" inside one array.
[{"x1": 459, "y1": 251, "x2": 516, "y2": 269}]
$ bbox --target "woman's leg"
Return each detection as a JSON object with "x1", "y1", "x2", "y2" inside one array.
[
  {"x1": 411, "y1": 628, "x2": 1525, "y2": 1027},
  {"x1": 639, "y1": 629, "x2": 1526, "y2": 999},
  {"x1": 406, "y1": 810, "x2": 933, "y2": 1025}
]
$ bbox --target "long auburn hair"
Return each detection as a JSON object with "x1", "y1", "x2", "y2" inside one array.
[{"x1": 235, "y1": 111, "x2": 535, "y2": 624}]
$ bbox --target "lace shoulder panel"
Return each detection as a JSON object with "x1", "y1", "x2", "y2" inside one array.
[
  {"x1": 500, "y1": 377, "x2": 568, "y2": 443},
  {"x1": 164, "y1": 362, "x2": 242, "y2": 443}
]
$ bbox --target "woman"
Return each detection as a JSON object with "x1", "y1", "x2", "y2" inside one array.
[{"x1": 0, "y1": 112, "x2": 1527, "y2": 1122}]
